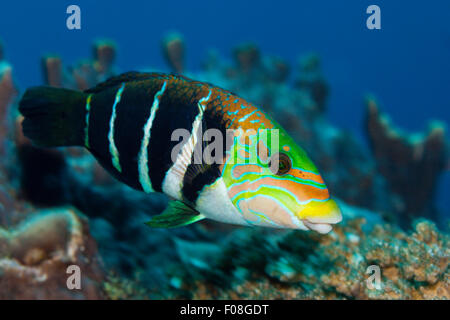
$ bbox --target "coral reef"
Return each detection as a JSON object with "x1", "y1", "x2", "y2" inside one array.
[
  {"x1": 0, "y1": 207, "x2": 105, "y2": 299},
  {"x1": 0, "y1": 35, "x2": 448, "y2": 300},
  {"x1": 365, "y1": 97, "x2": 448, "y2": 224},
  {"x1": 165, "y1": 216, "x2": 449, "y2": 300}
]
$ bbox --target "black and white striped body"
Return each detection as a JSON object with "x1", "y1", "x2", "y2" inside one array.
[
  {"x1": 19, "y1": 72, "x2": 343, "y2": 231},
  {"x1": 83, "y1": 73, "x2": 228, "y2": 207}
]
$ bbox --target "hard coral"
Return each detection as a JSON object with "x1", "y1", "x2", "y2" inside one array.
[
  {"x1": 42, "y1": 40, "x2": 117, "y2": 90},
  {"x1": 161, "y1": 32, "x2": 185, "y2": 74},
  {"x1": 92, "y1": 40, "x2": 117, "y2": 79},
  {"x1": 2, "y1": 34, "x2": 448, "y2": 300},
  {"x1": 0, "y1": 207, "x2": 105, "y2": 299},
  {"x1": 365, "y1": 97, "x2": 448, "y2": 224},
  {"x1": 167, "y1": 215, "x2": 449, "y2": 300}
]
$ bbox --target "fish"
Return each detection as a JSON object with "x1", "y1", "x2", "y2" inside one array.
[{"x1": 18, "y1": 71, "x2": 342, "y2": 233}]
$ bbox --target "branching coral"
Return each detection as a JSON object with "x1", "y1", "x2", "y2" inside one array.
[
  {"x1": 365, "y1": 97, "x2": 448, "y2": 224},
  {"x1": 0, "y1": 207, "x2": 105, "y2": 299}
]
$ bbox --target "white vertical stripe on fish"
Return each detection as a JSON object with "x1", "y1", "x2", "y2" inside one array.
[
  {"x1": 162, "y1": 89, "x2": 212, "y2": 199},
  {"x1": 138, "y1": 81, "x2": 168, "y2": 193},
  {"x1": 108, "y1": 83, "x2": 126, "y2": 172}
]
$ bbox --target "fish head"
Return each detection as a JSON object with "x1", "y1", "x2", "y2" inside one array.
[{"x1": 222, "y1": 126, "x2": 342, "y2": 233}]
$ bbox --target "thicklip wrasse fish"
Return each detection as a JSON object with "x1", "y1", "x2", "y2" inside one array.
[{"x1": 19, "y1": 72, "x2": 342, "y2": 233}]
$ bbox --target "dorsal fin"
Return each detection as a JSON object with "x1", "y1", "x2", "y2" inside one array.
[
  {"x1": 85, "y1": 71, "x2": 240, "y2": 98},
  {"x1": 171, "y1": 73, "x2": 239, "y2": 96},
  {"x1": 84, "y1": 71, "x2": 166, "y2": 93}
]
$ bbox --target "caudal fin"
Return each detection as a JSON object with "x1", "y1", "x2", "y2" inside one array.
[{"x1": 19, "y1": 86, "x2": 87, "y2": 147}]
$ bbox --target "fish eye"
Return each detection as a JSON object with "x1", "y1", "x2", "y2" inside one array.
[{"x1": 268, "y1": 152, "x2": 291, "y2": 175}]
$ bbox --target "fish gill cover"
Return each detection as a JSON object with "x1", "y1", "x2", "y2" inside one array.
[{"x1": 0, "y1": 0, "x2": 448, "y2": 300}]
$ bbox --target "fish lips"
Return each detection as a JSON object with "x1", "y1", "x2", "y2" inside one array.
[{"x1": 299, "y1": 201, "x2": 343, "y2": 234}]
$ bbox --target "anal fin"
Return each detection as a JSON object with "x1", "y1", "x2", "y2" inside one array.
[{"x1": 145, "y1": 200, "x2": 205, "y2": 228}]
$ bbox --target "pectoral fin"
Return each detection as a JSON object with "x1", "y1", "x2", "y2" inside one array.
[{"x1": 145, "y1": 200, "x2": 205, "y2": 228}]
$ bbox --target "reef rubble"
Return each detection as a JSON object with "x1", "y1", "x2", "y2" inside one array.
[{"x1": 165, "y1": 217, "x2": 449, "y2": 300}]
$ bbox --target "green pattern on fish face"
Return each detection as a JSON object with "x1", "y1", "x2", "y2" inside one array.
[{"x1": 221, "y1": 121, "x2": 331, "y2": 228}]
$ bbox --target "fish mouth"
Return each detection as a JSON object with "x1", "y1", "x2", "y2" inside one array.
[
  {"x1": 302, "y1": 220, "x2": 333, "y2": 234},
  {"x1": 298, "y1": 199, "x2": 343, "y2": 234}
]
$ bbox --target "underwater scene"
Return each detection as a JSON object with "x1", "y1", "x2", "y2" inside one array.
[{"x1": 0, "y1": 0, "x2": 448, "y2": 301}]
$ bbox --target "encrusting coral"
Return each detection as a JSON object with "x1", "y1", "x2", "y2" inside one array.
[
  {"x1": 365, "y1": 97, "x2": 448, "y2": 224},
  {"x1": 165, "y1": 216, "x2": 449, "y2": 300},
  {"x1": 0, "y1": 207, "x2": 105, "y2": 299}
]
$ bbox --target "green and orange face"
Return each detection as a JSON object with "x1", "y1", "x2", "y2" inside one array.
[{"x1": 220, "y1": 124, "x2": 342, "y2": 233}]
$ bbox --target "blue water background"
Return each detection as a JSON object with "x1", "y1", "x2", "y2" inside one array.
[{"x1": 0, "y1": 0, "x2": 448, "y2": 215}]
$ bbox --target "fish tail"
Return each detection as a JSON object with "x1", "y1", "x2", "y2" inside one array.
[{"x1": 19, "y1": 86, "x2": 88, "y2": 147}]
